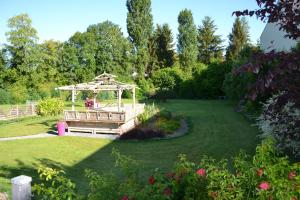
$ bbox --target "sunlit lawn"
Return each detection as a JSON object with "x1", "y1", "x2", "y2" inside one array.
[{"x1": 0, "y1": 100, "x2": 259, "y2": 197}]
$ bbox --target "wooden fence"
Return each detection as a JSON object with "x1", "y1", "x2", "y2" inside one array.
[{"x1": 0, "y1": 103, "x2": 36, "y2": 120}]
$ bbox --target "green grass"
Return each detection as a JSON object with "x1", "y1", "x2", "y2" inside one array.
[
  {"x1": 0, "y1": 100, "x2": 260, "y2": 197},
  {"x1": 0, "y1": 116, "x2": 59, "y2": 138}
]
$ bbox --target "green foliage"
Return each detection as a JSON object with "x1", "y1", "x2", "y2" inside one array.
[
  {"x1": 138, "y1": 103, "x2": 159, "y2": 124},
  {"x1": 153, "y1": 117, "x2": 181, "y2": 134},
  {"x1": 126, "y1": 0, "x2": 153, "y2": 78},
  {"x1": 0, "y1": 89, "x2": 11, "y2": 104},
  {"x1": 197, "y1": 16, "x2": 223, "y2": 64},
  {"x1": 32, "y1": 167, "x2": 80, "y2": 200},
  {"x1": 31, "y1": 139, "x2": 300, "y2": 199},
  {"x1": 223, "y1": 45, "x2": 261, "y2": 101},
  {"x1": 177, "y1": 9, "x2": 198, "y2": 72},
  {"x1": 152, "y1": 67, "x2": 182, "y2": 91},
  {"x1": 8, "y1": 81, "x2": 29, "y2": 104},
  {"x1": 193, "y1": 62, "x2": 231, "y2": 98},
  {"x1": 85, "y1": 149, "x2": 142, "y2": 200},
  {"x1": 36, "y1": 98, "x2": 64, "y2": 116},
  {"x1": 226, "y1": 17, "x2": 250, "y2": 61},
  {"x1": 257, "y1": 94, "x2": 300, "y2": 158},
  {"x1": 6, "y1": 13, "x2": 39, "y2": 74},
  {"x1": 136, "y1": 78, "x2": 155, "y2": 99},
  {"x1": 87, "y1": 21, "x2": 133, "y2": 76},
  {"x1": 153, "y1": 24, "x2": 175, "y2": 69}
]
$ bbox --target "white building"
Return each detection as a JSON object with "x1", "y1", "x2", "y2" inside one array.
[{"x1": 260, "y1": 22, "x2": 299, "y2": 52}]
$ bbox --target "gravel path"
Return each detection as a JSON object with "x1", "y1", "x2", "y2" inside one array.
[
  {"x1": 0, "y1": 132, "x2": 119, "y2": 141},
  {"x1": 0, "y1": 133, "x2": 55, "y2": 141}
]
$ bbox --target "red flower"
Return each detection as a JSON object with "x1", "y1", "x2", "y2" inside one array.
[
  {"x1": 122, "y1": 196, "x2": 129, "y2": 200},
  {"x1": 163, "y1": 187, "x2": 172, "y2": 196},
  {"x1": 259, "y1": 182, "x2": 270, "y2": 190},
  {"x1": 196, "y1": 168, "x2": 206, "y2": 177},
  {"x1": 257, "y1": 168, "x2": 264, "y2": 177},
  {"x1": 291, "y1": 197, "x2": 297, "y2": 200},
  {"x1": 288, "y1": 171, "x2": 297, "y2": 180},
  {"x1": 148, "y1": 175, "x2": 155, "y2": 185}
]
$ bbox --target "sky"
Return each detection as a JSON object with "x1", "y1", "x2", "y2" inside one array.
[{"x1": 0, "y1": 0, "x2": 266, "y2": 47}]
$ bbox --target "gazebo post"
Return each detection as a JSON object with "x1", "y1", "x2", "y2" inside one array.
[
  {"x1": 71, "y1": 89, "x2": 76, "y2": 111},
  {"x1": 133, "y1": 87, "x2": 136, "y2": 114},
  {"x1": 93, "y1": 93, "x2": 97, "y2": 109},
  {"x1": 118, "y1": 89, "x2": 122, "y2": 112}
]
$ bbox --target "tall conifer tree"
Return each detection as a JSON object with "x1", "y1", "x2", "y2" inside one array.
[
  {"x1": 226, "y1": 17, "x2": 250, "y2": 61},
  {"x1": 197, "y1": 16, "x2": 223, "y2": 64}
]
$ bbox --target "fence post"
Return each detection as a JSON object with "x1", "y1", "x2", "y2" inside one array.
[{"x1": 11, "y1": 175, "x2": 32, "y2": 200}]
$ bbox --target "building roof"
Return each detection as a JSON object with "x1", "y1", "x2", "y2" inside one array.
[{"x1": 57, "y1": 73, "x2": 135, "y2": 92}]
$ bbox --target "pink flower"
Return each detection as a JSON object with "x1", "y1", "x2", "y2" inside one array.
[
  {"x1": 259, "y1": 182, "x2": 270, "y2": 190},
  {"x1": 122, "y1": 196, "x2": 129, "y2": 200},
  {"x1": 196, "y1": 168, "x2": 206, "y2": 177},
  {"x1": 288, "y1": 171, "x2": 297, "y2": 180},
  {"x1": 148, "y1": 176, "x2": 155, "y2": 185},
  {"x1": 163, "y1": 187, "x2": 172, "y2": 196},
  {"x1": 256, "y1": 168, "x2": 264, "y2": 177}
]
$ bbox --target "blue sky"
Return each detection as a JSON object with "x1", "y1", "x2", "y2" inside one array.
[{"x1": 0, "y1": 0, "x2": 265, "y2": 47}]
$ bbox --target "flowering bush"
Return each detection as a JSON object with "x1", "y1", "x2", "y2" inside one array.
[{"x1": 32, "y1": 139, "x2": 299, "y2": 199}]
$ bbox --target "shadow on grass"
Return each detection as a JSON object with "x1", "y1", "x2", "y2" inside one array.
[{"x1": 0, "y1": 100, "x2": 261, "y2": 196}]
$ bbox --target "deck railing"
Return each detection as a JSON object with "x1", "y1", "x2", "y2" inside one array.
[{"x1": 64, "y1": 110, "x2": 126, "y2": 123}]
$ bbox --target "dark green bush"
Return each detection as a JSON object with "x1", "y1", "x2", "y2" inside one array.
[{"x1": 193, "y1": 62, "x2": 231, "y2": 98}]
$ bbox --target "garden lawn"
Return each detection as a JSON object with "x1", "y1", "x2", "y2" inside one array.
[
  {"x1": 0, "y1": 116, "x2": 59, "y2": 138},
  {"x1": 0, "y1": 100, "x2": 260, "y2": 197}
]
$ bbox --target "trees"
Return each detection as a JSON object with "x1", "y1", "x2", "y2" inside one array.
[
  {"x1": 177, "y1": 9, "x2": 198, "y2": 72},
  {"x1": 126, "y1": 0, "x2": 153, "y2": 78},
  {"x1": 226, "y1": 17, "x2": 250, "y2": 61},
  {"x1": 88, "y1": 21, "x2": 133, "y2": 77},
  {"x1": 197, "y1": 16, "x2": 223, "y2": 64},
  {"x1": 5, "y1": 13, "x2": 39, "y2": 73},
  {"x1": 153, "y1": 24, "x2": 175, "y2": 69}
]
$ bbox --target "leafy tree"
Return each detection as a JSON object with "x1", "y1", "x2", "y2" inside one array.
[
  {"x1": 88, "y1": 21, "x2": 133, "y2": 77},
  {"x1": 153, "y1": 24, "x2": 175, "y2": 69},
  {"x1": 226, "y1": 17, "x2": 250, "y2": 61},
  {"x1": 197, "y1": 16, "x2": 223, "y2": 64},
  {"x1": 68, "y1": 31, "x2": 96, "y2": 82},
  {"x1": 177, "y1": 9, "x2": 198, "y2": 72},
  {"x1": 126, "y1": 0, "x2": 153, "y2": 78},
  {"x1": 5, "y1": 13, "x2": 39, "y2": 73}
]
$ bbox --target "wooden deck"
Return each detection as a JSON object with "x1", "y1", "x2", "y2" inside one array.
[{"x1": 64, "y1": 103, "x2": 144, "y2": 135}]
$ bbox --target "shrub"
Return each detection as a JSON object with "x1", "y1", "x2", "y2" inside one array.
[
  {"x1": 32, "y1": 167, "x2": 80, "y2": 200},
  {"x1": 193, "y1": 62, "x2": 231, "y2": 99},
  {"x1": 36, "y1": 98, "x2": 64, "y2": 116},
  {"x1": 138, "y1": 103, "x2": 159, "y2": 124},
  {"x1": 152, "y1": 67, "x2": 183, "y2": 99},
  {"x1": 257, "y1": 94, "x2": 300, "y2": 158},
  {"x1": 8, "y1": 82, "x2": 29, "y2": 104},
  {"x1": 0, "y1": 89, "x2": 10, "y2": 104}
]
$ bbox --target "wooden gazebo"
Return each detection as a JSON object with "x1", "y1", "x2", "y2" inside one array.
[{"x1": 57, "y1": 73, "x2": 144, "y2": 135}]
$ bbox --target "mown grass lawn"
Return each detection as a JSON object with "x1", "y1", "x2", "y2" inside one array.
[{"x1": 0, "y1": 100, "x2": 259, "y2": 197}]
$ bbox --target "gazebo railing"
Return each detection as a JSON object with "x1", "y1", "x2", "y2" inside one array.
[{"x1": 64, "y1": 110, "x2": 126, "y2": 123}]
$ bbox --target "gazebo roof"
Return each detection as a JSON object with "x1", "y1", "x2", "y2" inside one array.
[{"x1": 57, "y1": 73, "x2": 135, "y2": 92}]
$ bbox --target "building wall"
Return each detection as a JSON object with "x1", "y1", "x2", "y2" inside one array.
[{"x1": 260, "y1": 22, "x2": 299, "y2": 53}]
